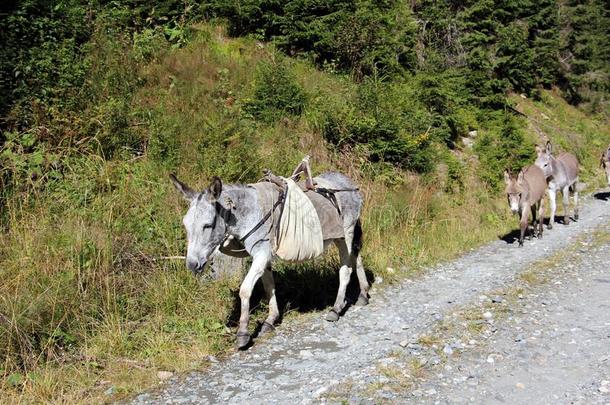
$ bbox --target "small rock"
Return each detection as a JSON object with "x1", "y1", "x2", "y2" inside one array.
[
  {"x1": 486, "y1": 355, "x2": 495, "y2": 364},
  {"x1": 443, "y1": 345, "x2": 454, "y2": 355},
  {"x1": 314, "y1": 386, "x2": 328, "y2": 398},
  {"x1": 491, "y1": 296, "x2": 503, "y2": 304},
  {"x1": 412, "y1": 389, "x2": 423, "y2": 397},
  {"x1": 104, "y1": 386, "x2": 116, "y2": 396},
  {"x1": 375, "y1": 276, "x2": 383, "y2": 284},
  {"x1": 299, "y1": 350, "x2": 313, "y2": 358},
  {"x1": 599, "y1": 386, "x2": 609, "y2": 394},
  {"x1": 386, "y1": 267, "x2": 395, "y2": 274},
  {"x1": 468, "y1": 130, "x2": 478, "y2": 138},
  {"x1": 157, "y1": 371, "x2": 173, "y2": 380},
  {"x1": 516, "y1": 382, "x2": 525, "y2": 389},
  {"x1": 206, "y1": 355, "x2": 219, "y2": 363},
  {"x1": 399, "y1": 340, "x2": 409, "y2": 348},
  {"x1": 483, "y1": 311, "x2": 493, "y2": 320},
  {"x1": 452, "y1": 341, "x2": 465, "y2": 350},
  {"x1": 461, "y1": 137, "x2": 475, "y2": 148}
]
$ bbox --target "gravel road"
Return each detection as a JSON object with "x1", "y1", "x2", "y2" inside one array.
[{"x1": 130, "y1": 192, "x2": 610, "y2": 404}]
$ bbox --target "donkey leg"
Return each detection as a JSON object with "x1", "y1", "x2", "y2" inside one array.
[
  {"x1": 530, "y1": 204, "x2": 537, "y2": 238},
  {"x1": 562, "y1": 186, "x2": 570, "y2": 225},
  {"x1": 538, "y1": 198, "x2": 545, "y2": 239},
  {"x1": 236, "y1": 255, "x2": 268, "y2": 349},
  {"x1": 355, "y1": 255, "x2": 369, "y2": 306},
  {"x1": 260, "y1": 267, "x2": 279, "y2": 334},
  {"x1": 573, "y1": 181, "x2": 579, "y2": 220},
  {"x1": 326, "y1": 240, "x2": 352, "y2": 322},
  {"x1": 344, "y1": 223, "x2": 369, "y2": 306},
  {"x1": 547, "y1": 188, "x2": 556, "y2": 229},
  {"x1": 519, "y1": 205, "x2": 529, "y2": 247}
]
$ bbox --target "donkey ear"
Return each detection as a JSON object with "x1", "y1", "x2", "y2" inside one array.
[
  {"x1": 535, "y1": 145, "x2": 542, "y2": 155},
  {"x1": 207, "y1": 176, "x2": 222, "y2": 201},
  {"x1": 503, "y1": 169, "x2": 511, "y2": 184},
  {"x1": 517, "y1": 170, "x2": 525, "y2": 183},
  {"x1": 170, "y1": 174, "x2": 197, "y2": 201},
  {"x1": 545, "y1": 141, "x2": 552, "y2": 154}
]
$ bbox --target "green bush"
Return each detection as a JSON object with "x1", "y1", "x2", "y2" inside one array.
[
  {"x1": 322, "y1": 74, "x2": 435, "y2": 173},
  {"x1": 244, "y1": 60, "x2": 307, "y2": 122},
  {"x1": 211, "y1": 0, "x2": 417, "y2": 78},
  {"x1": 474, "y1": 114, "x2": 535, "y2": 190}
]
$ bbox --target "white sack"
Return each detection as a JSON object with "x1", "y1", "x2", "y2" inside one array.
[{"x1": 274, "y1": 178, "x2": 324, "y2": 262}]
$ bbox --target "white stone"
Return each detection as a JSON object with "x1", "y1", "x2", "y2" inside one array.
[{"x1": 157, "y1": 371, "x2": 174, "y2": 380}]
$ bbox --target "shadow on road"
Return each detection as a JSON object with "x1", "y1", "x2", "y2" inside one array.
[
  {"x1": 225, "y1": 258, "x2": 375, "y2": 333},
  {"x1": 499, "y1": 217, "x2": 553, "y2": 244},
  {"x1": 594, "y1": 191, "x2": 610, "y2": 201}
]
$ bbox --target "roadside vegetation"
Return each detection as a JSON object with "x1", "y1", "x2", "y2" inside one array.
[{"x1": 1, "y1": 1, "x2": 608, "y2": 402}]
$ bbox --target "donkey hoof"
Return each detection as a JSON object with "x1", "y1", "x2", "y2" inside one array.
[
  {"x1": 355, "y1": 295, "x2": 369, "y2": 307},
  {"x1": 564, "y1": 216, "x2": 570, "y2": 225},
  {"x1": 574, "y1": 214, "x2": 579, "y2": 221},
  {"x1": 236, "y1": 333, "x2": 251, "y2": 349},
  {"x1": 547, "y1": 223, "x2": 553, "y2": 230},
  {"x1": 260, "y1": 321, "x2": 275, "y2": 335},
  {"x1": 518, "y1": 240, "x2": 524, "y2": 247},
  {"x1": 325, "y1": 309, "x2": 340, "y2": 322}
]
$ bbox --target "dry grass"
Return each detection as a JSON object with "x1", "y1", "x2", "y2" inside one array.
[{"x1": 1, "y1": 24, "x2": 608, "y2": 404}]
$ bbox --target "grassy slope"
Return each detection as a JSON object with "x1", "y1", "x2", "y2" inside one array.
[
  {"x1": 512, "y1": 90, "x2": 610, "y2": 188},
  {"x1": 1, "y1": 26, "x2": 608, "y2": 403}
]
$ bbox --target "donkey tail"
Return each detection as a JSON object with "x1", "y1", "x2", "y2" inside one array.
[{"x1": 351, "y1": 219, "x2": 363, "y2": 256}]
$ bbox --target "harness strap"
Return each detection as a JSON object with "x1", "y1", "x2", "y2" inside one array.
[
  {"x1": 320, "y1": 187, "x2": 359, "y2": 193},
  {"x1": 239, "y1": 188, "x2": 285, "y2": 244}
]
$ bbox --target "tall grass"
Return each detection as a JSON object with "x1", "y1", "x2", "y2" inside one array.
[{"x1": 1, "y1": 24, "x2": 608, "y2": 404}]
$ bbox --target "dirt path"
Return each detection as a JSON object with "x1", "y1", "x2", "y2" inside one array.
[
  {"x1": 399, "y1": 235, "x2": 610, "y2": 404},
  {"x1": 130, "y1": 193, "x2": 610, "y2": 404}
]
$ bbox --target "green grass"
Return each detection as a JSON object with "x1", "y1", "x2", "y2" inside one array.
[
  {"x1": 1, "y1": 23, "x2": 609, "y2": 404},
  {"x1": 511, "y1": 89, "x2": 610, "y2": 189}
]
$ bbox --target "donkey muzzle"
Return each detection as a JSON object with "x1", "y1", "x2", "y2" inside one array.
[{"x1": 186, "y1": 257, "x2": 207, "y2": 274}]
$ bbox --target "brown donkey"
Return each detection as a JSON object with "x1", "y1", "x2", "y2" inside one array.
[{"x1": 504, "y1": 165, "x2": 547, "y2": 246}]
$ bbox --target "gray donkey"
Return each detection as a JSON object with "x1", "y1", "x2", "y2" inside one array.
[
  {"x1": 170, "y1": 172, "x2": 369, "y2": 349},
  {"x1": 535, "y1": 141, "x2": 580, "y2": 227},
  {"x1": 600, "y1": 145, "x2": 610, "y2": 186},
  {"x1": 504, "y1": 166, "x2": 546, "y2": 246}
]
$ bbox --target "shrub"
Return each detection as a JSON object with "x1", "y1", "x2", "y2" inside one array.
[
  {"x1": 244, "y1": 60, "x2": 307, "y2": 122},
  {"x1": 322, "y1": 75, "x2": 435, "y2": 173},
  {"x1": 474, "y1": 114, "x2": 534, "y2": 190}
]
